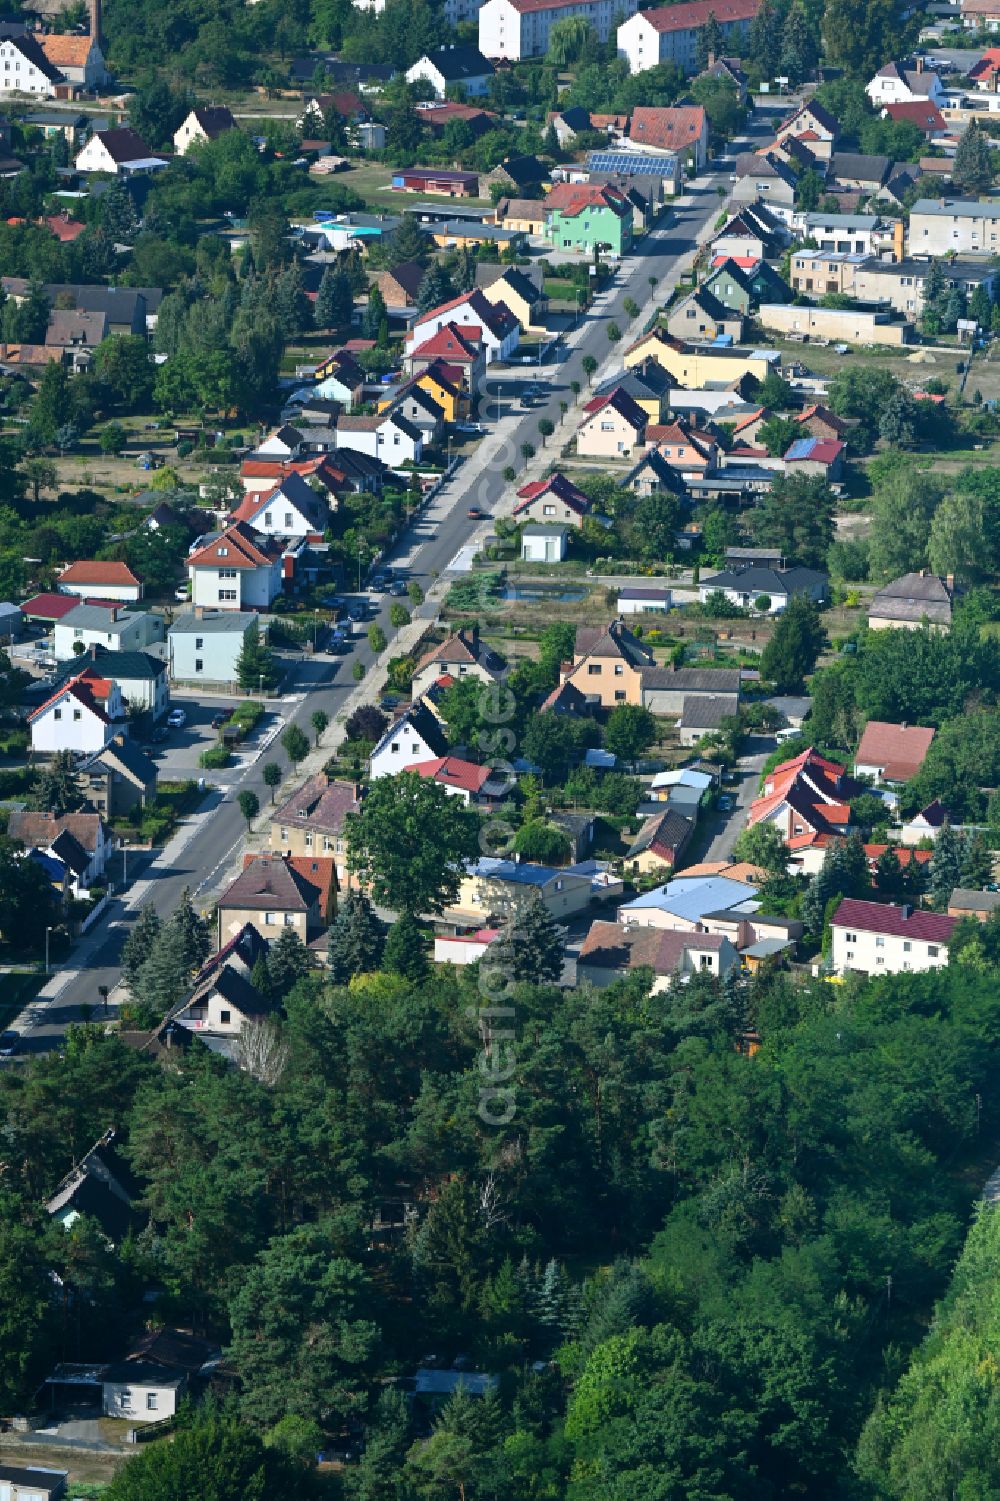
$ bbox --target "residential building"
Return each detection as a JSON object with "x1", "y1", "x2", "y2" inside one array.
[
  {"x1": 629, "y1": 105, "x2": 708, "y2": 169},
  {"x1": 948, "y1": 888, "x2": 1000, "y2": 920},
  {"x1": 783, "y1": 436, "x2": 846, "y2": 482},
  {"x1": 231, "y1": 472, "x2": 329, "y2": 540},
  {"x1": 270, "y1": 774, "x2": 361, "y2": 886},
  {"x1": 51, "y1": 646, "x2": 168, "y2": 718},
  {"x1": 475, "y1": 264, "x2": 548, "y2": 332},
  {"x1": 560, "y1": 618, "x2": 652, "y2": 707},
  {"x1": 543, "y1": 181, "x2": 634, "y2": 256},
  {"x1": 99, "y1": 1329, "x2": 220, "y2": 1424},
  {"x1": 44, "y1": 1128, "x2": 139, "y2": 1244},
  {"x1": 851, "y1": 255, "x2": 997, "y2": 317},
  {"x1": 868, "y1": 570, "x2": 957, "y2": 631},
  {"x1": 57, "y1": 559, "x2": 142, "y2": 602},
  {"x1": 712, "y1": 201, "x2": 789, "y2": 260},
  {"x1": 730, "y1": 151, "x2": 797, "y2": 214},
  {"x1": 578, "y1": 919, "x2": 736, "y2": 988},
  {"x1": 795, "y1": 403, "x2": 848, "y2": 441},
  {"x1": 217, "y1": 852, "x2": 325, "y2": 945},
  {"x1": 774, "y1": 99, "x2": 840, "y2": 161},
  {"x1": 521, "y1": 523, "x2": 569, "y2": 562},
  {"x1": 907, "y1": 198, "x2": 1000, "y2": 256},
  {"x1": 173, "y1": 105, "x2": 237, "y2": 154},
  {"x1": 644, "y1": 419, "x2": 716, "y2": 477},
  {"x1": 616, "y1": 873, "x2": 759, "y2": 936},
  {"x1": 623, "y1": 448, "x2": 687, "y2": 498},
  {"x1": 665, "y1": 286, "x2": 744, "y2": 342},
  {"x1": 434, "y1": 928, "x2": 500, "y2": 964},
  {"x1": 828, "y1": 151, "x2": 892, "y2": 192},
  {"x1": 453, "y1": 857, "x2": 592, "y2": 921},
  {"x1": 677, "y1": 694, "x2": 740, "y2": 745},
  {"x1": 79, "y1": 735, "x2": 158, "y2": 817},
  {"x1": 493, "y1": 196, "x2": 547, "y2": 233},
  {"x1": 336, "y1": 409, "x2": 424, "y2": 464},
  {"x1": 479, "y1": 0, "x2": 640, "y2": 62},
  {"x1": 900, "y1": 799, "x2": 948, "y2": 846},
  {"x1": 412, "y1": 625, "x2": 507, "y2": 697},
  {"x1": 882, "y1": 99, "x2": 947, "y2": 135},
  {"x1": 413, "y1": 359, "x2": 469, "y2": 420},
  {"x1": 830, "y1": 897, "x2": 956, "y2": 975},
  {"x1": 623, "y1": 328, "x2": 778, "y2": 385},
  {"x1": 514, "y1": 472, "x2": 590, "y2": 527},
  {"x1": 617, "y1": 0, "x2": 759, "y2": 76},
  {"x1": 0, "y1": 1466, "x2": 67, "y2": 1501},
  {"x1": 797, "y1": 210, "x2": 897, "y2": 257},
  {"x1": 747, "y1": 746, "x2": 859, "y2": 868},
  {"x1": 186, "y1": 521, "x2": 284, "y2": 611},
  {"x1": 406, "y1": 46, "x2": 495, "y2": 97},
  {"x1": 376, "y1": 260, "x2": 426, "y2": 308},
  {"x1": 757, "y1": 302, "x2": 912, "y2": 346},
  {"x1": 406, "y1": 755, "x2": 514, "y2": 806},
  {"x1": 407, "y1": 323, "x2": 486, "y2": 390},
  {"x1": 866, "y1": 59, "x2": 946, "y2": 108},
  {"x1": 171, "y1": 961, "x2": 274, "y2": 1038},
  {"x1": 0, "y1": 33, "x2": 64, "y2": 96},
  {"x1": 789, "y1": 248, "x2": 865, "y2": 298},
  {"x1": 53, "y1": 603, "x2": 162, "y2": 660},
  {"x1": 369, "y1": 702, "x2": 450, "y2": 780},
  {"x1": 617, "y1": 585, "x2": 672, "y2": 615},
  {"x1": 167, "y1": 610, "x2": 258, "y2": 687},
  {"x1": 75, "y1": 127, "x2": 167, "y2": 176},
  {"x1": 377, "y1": 382, "x2": 444, "y2": 440},
  {"x1": 407, "y1": 288, "x2": 520, "y2": 363},
  {"x1": 8, "y1": 809, "x2": 109, "y2": 887},
  {"x1": 625, "y1": 808, "x2": 694, "y2": 875},
  {"x1": 576, "y1": 387, "x2": 648, "y2": 457},
  {"x1": 855, "y1": 721, "x2": 935, "y2": 784},
  {"x1": 28, "y1": 669, "x2": 123, "y2": 756}
]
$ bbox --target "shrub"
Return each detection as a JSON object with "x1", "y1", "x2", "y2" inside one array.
[
  {"x1": 199, "y1": 745, "x2": 231, "y2": 769},
  {"x1": 176, "y1": 440, "x2": 194, "y2": 458}
]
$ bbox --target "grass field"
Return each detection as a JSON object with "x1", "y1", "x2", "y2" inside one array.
[
  {"x1": 334, "y1": 159, "x2": 493, "y2": 212},
  {"x1": 763, "y1": 334, "x2": 952, "y2": 383}
]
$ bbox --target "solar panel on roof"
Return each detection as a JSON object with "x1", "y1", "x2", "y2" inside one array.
[{"x1": 586, "y1": 150, "x2": 677, "y2": 178}]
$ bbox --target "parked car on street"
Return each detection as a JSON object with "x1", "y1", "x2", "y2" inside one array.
[
  {"x1": 167, "y1": 708, "x2": 187, "y2": 729},
  {"x1": 0, "y1": 1030, "x2": 19, "y2": 1056}
]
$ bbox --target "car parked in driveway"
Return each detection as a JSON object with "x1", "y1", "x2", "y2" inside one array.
[
  {"x1": 167, "y1": 708, "x2": 187, "y2": 729},
  {"x1": 0, "y1": 1030, "x2": 19, "y2": 1056}
]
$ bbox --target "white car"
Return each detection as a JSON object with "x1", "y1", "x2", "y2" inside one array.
[{"x1": 166, "y1": 709, "x2": 187, "y2": 729}]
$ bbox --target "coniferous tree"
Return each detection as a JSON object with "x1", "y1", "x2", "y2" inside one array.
[
  {"x1": 235, "y1": 620, "x2": 279, "y2": 694},
  {"x1": 416, "y1": 261, "x2": 454, "y2": 315},
  {"x1": 136, "y1": 919, "x2": 192, "y2": 1013},
  {"x1": 327, "y1": 892, "x2": 385, "y2": 983},
  {"x1": 485, "y1": 897, "x2": 564, "y2": 986},
  {"x1": 314, "y1": 266, "x2": 353, "y2": 331},
  {"x1": 267, "y1": 927, "x2": 313, "y2": 994},
  {"x1": 961, "y1": 834, "x2": 994, "y2": 891},
  {"x1": 696, "y1": 13, "x2": 723, "y2": 67},
  {"x1": 250, "y1": 953, "x2": 272, "y2": 1002},
  {"x1": 954, "y1": 120, "x2": 994, "y2": 195},
  {"x1": 172, "y1": 888, "x2": 211, "y2": 974},
  {"x1": 31, "y1": 750, "x2": 84, "y2": 815},
  {"x1": 930, "y1": 821, "x2": 967, "y2": 909},
  {"x1": 383, "y1": 910, "x2": 429, "y2": 982},
  {"x1": 121, "y1": 904, "x2": 162, "y2": 996}
]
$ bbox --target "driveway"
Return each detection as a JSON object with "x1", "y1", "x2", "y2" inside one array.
[{"x1": 701, "y1": 735, "x2": 776, "y2": 864}]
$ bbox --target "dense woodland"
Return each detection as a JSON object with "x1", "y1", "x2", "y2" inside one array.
[{"x1": 4, "y1": 944, "x2": 1000, "y2": 1497}]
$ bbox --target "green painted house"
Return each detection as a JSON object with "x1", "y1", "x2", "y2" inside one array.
[
  {"x1": 704, "y1": 256, "x2": 791, "y2": 313},
  {"x1": 544, "y1": 182, "x2": 633, "y2": 257}
]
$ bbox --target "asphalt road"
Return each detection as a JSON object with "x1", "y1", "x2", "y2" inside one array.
[{"x1": 15, "y1": 144, "x2": 762, "y2": 1048}]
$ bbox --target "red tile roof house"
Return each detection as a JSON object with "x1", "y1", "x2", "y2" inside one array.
[
  {"x1": 830, "y1": 898, "x2": 957, "y2": 976},
  {"x1": 629, "y1": 105, "x2": 709, "y2": 170},
  {"x1": 514, "y1": 473, "x2": 590, "y2": 527},
  {"x1": 854, "y1": 721, "x2": 935, "y2": 785},
  {"x1": 576, "y1": 388, "x2": 649, "y2": 458},
  {"x1": 577, "y1": 918, "x2": 737, "y2": 991},
  {"x1": 28, "y1": 669, "x2": 123, "y2": 757},
  {"x1": 57, "y1": 561, "x2": 142, "y2": 604},
  {"x1": 748, "y1": 747, "x2": 862, "y2": 874},
  {"x1": 242, "y1": 851, "x2": 337, "y2": 924},
  {"x1": 406, "y1": 755, "x2": 515, "y2": 807},
  {"x1": 794, "y1": 403, "x2": 849, "y2": 441},
  {"x1": 406, "y1": 288, "x2": 520, "y2": 364},
  {"x1": 406, "y1": 323, "x2": 487, "y2": 391},
  {"x1": 186, "y1": 521, "x2": 284, "y2": 612},
  {"x1": 881, "y1": 100, "x2": 947, "y2": 136}
]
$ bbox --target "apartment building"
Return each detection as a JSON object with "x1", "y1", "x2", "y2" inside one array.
[
  {"x1": 908, "y1": 197, "x2": 1000, "y2": 255},
  {"x1": 830, "y1": 898, "x2": 957, "y2": 976},
  {"x1": 479, "y1": 0, "x2": 639, "y2": 61},
  {"x1": 617, "y1": 0, "x2": 759, "y2": 76}
]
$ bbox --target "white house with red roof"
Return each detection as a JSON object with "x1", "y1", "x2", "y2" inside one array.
[
  {"x1": 617, "y1": 0, "x2": 759, "y2": 75},
  {"x1": 407, "y1": 289, "x2": 519, "y2": 364},
  {"x1": 57, "y1": 560, "x2": 142, "y2": 603},
  {"x1": 629, "y1": 105, "x2": 709, "y2": 169},
  {"x1": 406, "y1": 323, "x2": 487, "y2": 389},
  {"x1": 29, "y1": 668, "x2": 123, "y2": 756},
  {"x1": 514, "y1": 473, "x2": 590, "y2": 527},
  {"x1": 231, "y1": 473, "x2": 329, "y2": 541},
  {"x1": 782, "y1": 436, "x2": 845, "y2": 483},
  {"x1": 830, "y1": 898, "x2": 956, "y2": 976},
  {"x1": 854, "y1": 721, "x2": 935, "y2": 785},
  {"x1": 748, "y1": 747, "x2": 862, "y2": 872},
  {"x1": 186, "y1": 521, "x2": 284, "y2": 611},
  {"x1": 645, "y1": 420, "x2": 717, "y2": 477},
  {"x1": 479, "y1": 0, "x2": 639, "y2": 60},
  {"x1": 576, "y1": 388, "x2": 648, "y2": 457},
  {"x1": 406, "y1": 755, "x2": 515, "y2": 806}
]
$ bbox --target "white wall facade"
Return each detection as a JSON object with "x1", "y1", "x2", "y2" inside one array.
[
  {"x1": 617, "y1": 9, "x2": 753, "y2": 76},
  {"x1": 31, "y1": 693, "x2": 116, "y2": 756},
  {"x1": 59, "y1": 580, "x2": 141, "y2": 603},
  {"x1": 370, "y1": 727, "x2": 441, "y2": 779},
  {"x1": 103, "y1": 1377, "x2": 180, "y2": 1423},
  {"x1": 189, "y1": 562, "x2": 281, "y2": 610},
  {"x1": 0, "y1": 39, "x2": 58, "y2": 96},
  {"x1": 831, "y1": 922, "x2": 950, "y2": 975},
  {"x1": 909, "y1": 204, "x2": 1000, "y2": 255},
  {"x1": 480, "y1": 0, "x2": 638, "y2": 63}
]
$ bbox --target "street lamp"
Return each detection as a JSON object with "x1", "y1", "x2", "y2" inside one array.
[
  {"x1": 258, "y1": 672, "x2": 264, "y2": 699},
  {"x1": 45, "y1": 924, "x2": 53, "y2": 975},
  {"x1": 357, "y1": 540, "x2": 365, "y2": 593}
]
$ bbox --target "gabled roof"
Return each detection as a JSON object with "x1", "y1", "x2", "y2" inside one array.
[
  {"x1": 272, "y1": 772, "x2": 360, "y2": 833},
  {"x1": 49, "y1": 827, "x2": 91, "y2": 877},
  {"x1": 855, "y1": 720, "x2": 935, "y2": 781},
  {"x1": 626, "y1": 807, "x2": 692, "y2": 859},
  {"x1": 629, "y1": 106, "x2": 706, "y2": 154},
  {"x1": 544, "y1": 181, "x2": 632, "y2": 220},
  {"x1": 515, "y1": 471, "x2": 589, "y2": 515},
  {"x1": 778, "y1": 98, "x2": 839, "y2": 138},
  {"x1": 574, "y1": 618, "x2": 652, "y2": 669},
  {"x1": 581, "y1": 386, "x2": 648, "y2": 432},
  {"x1": 884, "y1": 100, "x2": 945, "y2": 130},
  {"x1": 795, "y1": 403, "x2": 848, "y2": 435},
  {"x1": 634, "y1": 0, "x2": 759, "y2": 31},
  {"x1": 830, "y1": 151, "x2": 891, "y2": 186},
  {"x1": 381, "y1": 259, "x2": 426, "y2": 298},
  {"x1": 88, "y1": 127, "x2": 157, "y2": 164},
  {"x1": 187, "y1": 520, "x2": 281, "y2": 571},
  {"x1": 96, "y1": 736, "x2": 158, "y2": 788},
  {"x1": 409, "y1": 322, "x2": 482, "y2": 363},
  {"x1": 869, "y1": 571, "x2": 955, "y2": 624},
  {"x1": 20, "y1": 591, "x2": 83, "y2": 621},
  {"x1": 580, "y1": 918, "x2": 725, "y2": 974},
  {"x1": 783, "y1": 436, "x2": 844, "y2": 464},
  {"x1": 416, "y1": 45, "x2": 494, "y2": 80},
  {"x1": 27, "y1": 672, "x2": 111, "y2": 727},
  {"x1": 59, "y1": 560, "x2": 140, "y2": 589},
  {"x1": 8, "y1": 809, "x2": 105, "y2": 853},
  {"x1": 219, "y1": 853, "x2": 321, "y2": 913},
  {"x1": 181, "y1": 961, "x2": 275, "y2": 1020},
  {"x1": 372, "y1": 700, "x2": 450, "y2": 761},
  {"x1": 831, "y1": 897, "x2": 956, "y2": 943},
  {"x1": 39, "y1": 32, "x2": 96, "y2": 66},
  {"x1": 416, "y1": 626, "x2": 506, "y2": 678},
  {"x1": 231, "y1": 471, "x2": 328, "y2": 529},
  {"x1": 406, "y1": 755, "x2": 496, "y2": 794},
  {"x1": 187, "y1": 105, "x2": 237, "y2": 139},
  {"x1": 6, "y1": 32, "x2": 64, "y2": 83}
]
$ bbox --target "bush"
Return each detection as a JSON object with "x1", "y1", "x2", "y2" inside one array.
[
  {"x1": 231, "y1": 700, "x2": 265, "y2": 728},
  {"x1": 176, "y1": 440, "x2": 194, "y2": 458},
  {"x1": 199, "y1": 745, "x2": 231, "y2": 769}
]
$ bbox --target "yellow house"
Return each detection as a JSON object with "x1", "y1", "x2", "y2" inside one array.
[
  {"x1": 624, "y1": 328, "x2": 776, "y2": 387},
  {"x1": 560, "y1": 618, "x2": 651, "y2": 707},
  {"x1": 452, "y1": 859, "x2": 593, "y2": 923},
  {"x1": 478, "y1": 267, "x2": 548, "y2": 334},
  {"x1": 494, "y1": 197, "x2": 546, "y2": 233},
  {"x1": 413, "y1": 364, "x2": 470, "y2": 421}
]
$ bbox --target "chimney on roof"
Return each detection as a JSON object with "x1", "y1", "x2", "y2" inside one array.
[
  {"x1": 946, "y1": 573, "x2": 954, "y2": 591},
  {"x1": 708, "y1": 49, "x2": 716, "y2": 67},
  {"x1": 915, "y1": 56, "x2": 924, "y2": 73},
  {"x1": 899, "y1": 903, "x2": 911, "y2": 919}
]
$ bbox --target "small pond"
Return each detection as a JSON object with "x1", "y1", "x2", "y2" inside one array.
[{"x1": 500, "y1": 585, "x2": 587, "y2": 603}]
